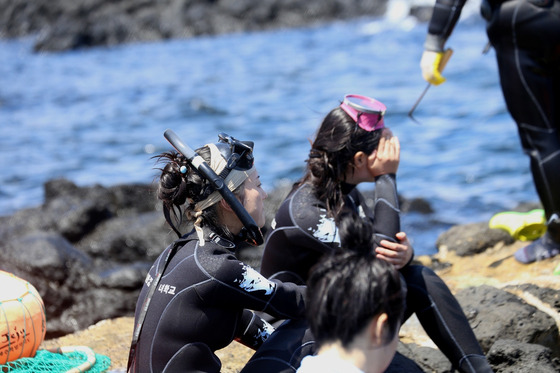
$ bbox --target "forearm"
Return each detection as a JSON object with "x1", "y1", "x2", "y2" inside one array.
[
  {"x1": 235, "y1": 310, "x2": 274, "y2": 349},
  {"x1": 425, "y1": 0, "x2": 467, "y2": 51},
  {"x1": 372, "y1": 173, "x2": 400, "y2": 244}
]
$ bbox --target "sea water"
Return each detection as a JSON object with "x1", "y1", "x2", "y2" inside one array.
[{"x1": 0, "y1": 2, "x2": 535, "y2": 255}]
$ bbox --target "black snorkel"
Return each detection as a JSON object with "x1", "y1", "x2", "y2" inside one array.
[{"x1": 163, "y1": 129, "x2": 264, "y2": 246}]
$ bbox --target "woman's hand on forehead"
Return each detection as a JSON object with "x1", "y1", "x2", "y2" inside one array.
[
  {"x1": 382, "y1": 127, "x2": 394, "y2": 139},
  {"x1": 369, "y1": 135, "x2": 400, "y2": 177}
]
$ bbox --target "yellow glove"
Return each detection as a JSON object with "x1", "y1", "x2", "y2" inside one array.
[{"x1": 420, "y1": 49, "x2": 453, "y2": 86}]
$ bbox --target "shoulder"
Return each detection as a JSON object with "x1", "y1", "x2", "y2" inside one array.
[
  {"x1": 347, "y1": 187, "x2": 365, "y2": 202},
  {"x1": 280, "y1": 183, "x2": 323, "y2": 208},
  {"x1": 194, "y1": 236, "x2": 239, "y2": 271},
  {"x1": 278, "y1": 183, "x2": 326, "y2": 225}
]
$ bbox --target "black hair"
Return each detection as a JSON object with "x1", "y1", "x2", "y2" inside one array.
[
  {"x1": 153, "y1": 146, "x2": 245, "y2": 239},
  {"x1": 305, "y1": 213, "x2": 405, "y2": 349},
  {"x1": 302, "y1": 106, "x2": 382, "y2": 216}
]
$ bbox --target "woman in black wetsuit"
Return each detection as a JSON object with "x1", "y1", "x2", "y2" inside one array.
[
  {"x1": 127, "y1": 133, "x2": 306, "y2": 373},
  {"x1": 260, "y1": 94, "x2": 494, "y2": 373}
]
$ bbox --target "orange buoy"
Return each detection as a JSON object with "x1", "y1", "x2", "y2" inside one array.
[{"x1": 0, "y1": 270, "x2": 47, "y2": 364}]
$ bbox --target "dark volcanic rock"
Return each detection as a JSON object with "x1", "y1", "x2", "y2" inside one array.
[
  {"x1": 76, "y1": 211, "x2": 173, "y2": 263},
  {"x1": 0, "y1": 0, "x2": 389, "y2": 52},
  {"x1": 0, "y1": 179, "x2": 162, "y2": 338},
  {"x1": 455, "y1": 285, "x2": 559, "y2": 355},
  {"x1": 436, "y1": 222, "x2": 515, "y2": 256},
  {"x1": 487, "y1": 339, "x2": 560, "y2": 373}
]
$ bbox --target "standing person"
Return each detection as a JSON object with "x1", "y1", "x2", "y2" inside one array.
[
  {"x1": 127, "y1": 132, "x2": 306, "y2": 373},
  {"x1": 420, "y1": 0, "x2": 560, "y2": 263},
  {"x1": 260, "y1": 94, "x2": 493, "y2": 373},
  {"x1": 297, "y1": 213, "x2": 406, "y2": 373}
]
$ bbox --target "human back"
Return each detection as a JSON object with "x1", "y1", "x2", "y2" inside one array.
[{"x1": 260, "y1": 182, "x2": 377, "y2": 283}]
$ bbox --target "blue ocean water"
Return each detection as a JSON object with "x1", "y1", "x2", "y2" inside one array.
[{"x1": 0, "y1": 5, "x2": 536, "y2": 256}]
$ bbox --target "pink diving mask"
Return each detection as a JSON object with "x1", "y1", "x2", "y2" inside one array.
[{"x1": 340, "y1": 94, "x2": 386, "y2": 131}]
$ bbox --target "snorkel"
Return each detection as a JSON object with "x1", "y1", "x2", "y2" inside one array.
[{"x1": 164, "y1": 129, "x2": 264, "y2": 246}]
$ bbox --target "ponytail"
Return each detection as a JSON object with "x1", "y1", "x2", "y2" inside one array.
[
  {"x1": 154, "y1": 147, "x2": 238, "y2": 239},
  {"x1": 302, "y1": 107, "x2": 382, "y2": 216}
]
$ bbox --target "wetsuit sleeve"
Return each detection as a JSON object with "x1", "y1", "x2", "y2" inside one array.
[
  {"x1": 369, "y1": 173, "x2": 400, "y2": 245},
  {"x1": 211, "y1": 256, "x2": 307, "y2": 320},
  {"x1": 425, "y1": 0, "x2": 468, "y2": 51},
  {"x1": 235, "y1": 309, "x2": 275, "y2": 349}
]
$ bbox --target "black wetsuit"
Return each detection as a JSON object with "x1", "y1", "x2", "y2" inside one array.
[
  {"x1": 129, "y1": 230, "x2": 306, "y2": 373},
  {"x1": 426, "y1": 0, "x2": 560, "y2": 240},
  {"x1": 260, "y1": 174, "x2": 492, "y2": 373},
  {"x1": 261, "y1": 174, "x2": 401, "y2": 284}
]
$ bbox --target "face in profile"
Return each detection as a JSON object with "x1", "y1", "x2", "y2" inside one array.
[{"x1": 241, "y1": 169, "x2": 267, "y2": 228}]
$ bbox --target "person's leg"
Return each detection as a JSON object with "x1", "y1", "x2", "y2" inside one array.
[
  {"x1": 240, "y1": 319, "x2": 315, "y2": 373},
  {"x1": 487, "y1": 0, "x2": 560, "y2": 262},
  {"x1": 163, "y1": 342, "x2": 221, "y2": 373},
  {"x1": 400, "y1": 265, "x2": 493, "y2": 373}
]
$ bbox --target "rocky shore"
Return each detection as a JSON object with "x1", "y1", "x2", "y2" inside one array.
[
  {"x1": 1, "y1": 178, "x2": 559, "y2": 372},
  {"x1": 0, "y1": 0, "x2": 383, "y2": 52},
  {"x1": 0, "y1": 0, "x2": 435, "y2": 53}
]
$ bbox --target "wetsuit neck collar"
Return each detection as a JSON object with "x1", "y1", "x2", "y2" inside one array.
[
  {"x1": 208, "y1": 232, "x2": 236, "y2": 249},
  {"x1": 185, "y1": 228, "x2": 236, "y2": 250},
  {"x1": 341, "y1": 182, "x2": 357, "y2": 195}
]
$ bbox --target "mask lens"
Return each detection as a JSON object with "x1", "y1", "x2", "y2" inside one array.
[
  {"x1": 344, "y1": 95, "x2": 386, "y2": 114},
  {"x1": 218, "y1": 133, "x2": 254, "y2": 171},
  {"x1": 341, "y1": 94, "x2": 386, "y2": 132}
]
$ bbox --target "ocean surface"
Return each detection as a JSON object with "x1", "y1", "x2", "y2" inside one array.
[{"x1": 0, "y1": 1, "x2": 537, "y2": 256}]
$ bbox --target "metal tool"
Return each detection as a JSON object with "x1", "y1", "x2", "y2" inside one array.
[{"x1": 408, "y1": 48, "x2": 454, "y2": 123}]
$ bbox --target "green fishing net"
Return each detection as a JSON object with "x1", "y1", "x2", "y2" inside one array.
[{"x1": 0, "y1": 348, "x2": 111, "y2": 373}]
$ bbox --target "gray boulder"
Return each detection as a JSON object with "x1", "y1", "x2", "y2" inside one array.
[
  {"x1": 0, "y1": 0, "x2": 389, "y2": 52},
  {"x1": 436, "y1": 222, "x2": 515, "y2": 256},
  {"x1": 0, "y1": 179, "x2": 161, "y2": 337},
  {"x1": 487, "y1": 339, "x2": 560, "y2": 373},
  {"x1": 455, "y1": 285, "x2": 559, "y2": 355}
]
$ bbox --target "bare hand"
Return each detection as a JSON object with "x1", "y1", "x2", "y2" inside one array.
[
  {"x1": 369, "y1": 129, "x2": 400, "y2": 178},
  {"x1": 376, "y1": 232, "x2": 413, "y2": 269}
]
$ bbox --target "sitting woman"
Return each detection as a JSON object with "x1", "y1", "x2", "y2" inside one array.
[
  {"x1": 260, "y1": 94, "x2": 493, "y2": 373},
  {"x1": 297, "y1": 213, "x2": 406, "y2": 373},
  {"x1": 127, "y1": 132, "x2": 306, "y2": 373}
]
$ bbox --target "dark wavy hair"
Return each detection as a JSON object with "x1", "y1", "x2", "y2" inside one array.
[
  {"x1": 153, "y1": 146, "x2": 245, "y2": 239},
  {"x1": 301, "y1": 106, "x2": 382, "y2": 216},
  {"x1": 305, "y1": 213, "x2": 405, "y2": 349}
]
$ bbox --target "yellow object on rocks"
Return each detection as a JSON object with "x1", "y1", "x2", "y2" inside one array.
[{"x1": 489, "y1": 209, "x2": 546, "y2": 241}]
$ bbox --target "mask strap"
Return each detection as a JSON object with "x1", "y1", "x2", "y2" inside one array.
[{"x1": 194, "y1": 144, "x2": 254, "y2": 245}]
